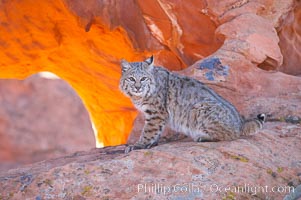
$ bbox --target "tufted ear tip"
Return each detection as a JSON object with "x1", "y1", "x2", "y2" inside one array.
[
  {"x1": 144, "y1": 55, "x2": 154, "y2": 66},
  {"x1": 120, "y1": 58, "x2": 131, "y2": 72}
]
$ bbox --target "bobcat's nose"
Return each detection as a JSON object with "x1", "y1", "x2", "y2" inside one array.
[
  {"x1": 135, "y1": 86, "x2": 142, "y2": 92},
  {"x1": 134, "y1": 83, "x2": 142, "y2": 92}
]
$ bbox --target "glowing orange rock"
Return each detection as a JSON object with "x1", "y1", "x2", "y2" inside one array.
[
  {"x1": 0, "y1": 0, "x2": 221, "y2": 147},
  {"x1": 0, "y1": 0, "x2": 142, "y2": 147}
]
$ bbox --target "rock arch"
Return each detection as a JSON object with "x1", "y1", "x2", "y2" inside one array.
[
  {"x1": 0, "y1": 0, "x2": 222, "y2": 146},
  {"x1": 0, "y1": 72, "x2": 94, "y2": 169}
]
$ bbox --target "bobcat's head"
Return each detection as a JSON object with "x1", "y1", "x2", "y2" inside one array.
[{"x1": 119, "y1": 56, "x2": 156, "y2": 98}]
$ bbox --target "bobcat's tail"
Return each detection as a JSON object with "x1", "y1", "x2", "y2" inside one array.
[{"x1": 241, "y1": 114, "x2": 266, "y2": 136}]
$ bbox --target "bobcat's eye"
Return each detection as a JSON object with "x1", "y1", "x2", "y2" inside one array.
[
  {"x1": 141, "y1": 77, "x2": 148, "y2": 82},
  {"x1": 128, "y1": 77, "x2": 135, "y2": 82}
]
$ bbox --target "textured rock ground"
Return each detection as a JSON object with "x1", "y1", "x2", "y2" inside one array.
[
  {"x1": 0, "y1": 74, "x2": 94, "y2": 171},
  {"x1": 0, "y1": 122, "x2": 300, "y2": 200}
]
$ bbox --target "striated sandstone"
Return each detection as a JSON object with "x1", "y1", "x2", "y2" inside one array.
[
  {"x1": 0, "y1": 0, "x2": 222, "y2": 146},
  {"x1": 0, "y1": 0, "x2": 301, "y2": 148},
  {"x1": 0, "y1": 1, "x2": 301, "y2": 199}
]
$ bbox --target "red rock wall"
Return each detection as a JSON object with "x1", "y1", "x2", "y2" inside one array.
[
  {"x1": 0, "y1": 0, "x2": 222, "y2": 147},
  {"x1": 0, "y1": 0, "x2": 301, "y2": 148}
]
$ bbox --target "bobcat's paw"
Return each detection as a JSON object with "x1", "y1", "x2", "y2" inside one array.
[
  {"x1": 195, "y1": 136, "x2": 216, "y2": 142},
  {"x1": 125, "y1": 144, "x2": 142, "y2": 153},
  {"x1": 124, "y1": 142, "x2": 158, "y2": 153}
]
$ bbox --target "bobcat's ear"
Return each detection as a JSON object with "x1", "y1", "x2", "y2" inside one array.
[
  {"x1": 120, "y1": 59, "x2": 131, "y2": 73},
  {"x1": 144, "y1": 55, "x2": 154, "y2": 68}
]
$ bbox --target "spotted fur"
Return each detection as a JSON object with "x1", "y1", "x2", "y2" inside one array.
[{"x1": 119, "y1": 56, "x2": 266, "y2": 153}]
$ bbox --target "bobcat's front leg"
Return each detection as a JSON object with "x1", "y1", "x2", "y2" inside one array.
[{"x1": 125, "y1": 112, "x2": 167, "y2": 153}]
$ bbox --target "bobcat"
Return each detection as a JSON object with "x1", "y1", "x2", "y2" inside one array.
[{"x1": 119, "y1": 56, "x2": 266, "y2": 153}]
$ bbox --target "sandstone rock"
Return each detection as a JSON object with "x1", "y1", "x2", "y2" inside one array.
[
  {"x1": 0, "y1": 74, "x2": 94, "y2": 171},
  {"x1": 0, "y1": 0, "x2": 301, "y2": 149},
  {"x1": 278, "y1": 1, "x2": 301, "y2": 75},
  {"x1": 182, "y1": 0, "x2": 301, "y2": 124},
  {"x1": 0, "y1": 122, "x2": 300, "y2": 199},
  {"x1": 1, "y1": 1, "x2": 301, "y2": 199},
  {"x1": 0, "y1": 0, "x2": 143, "y2": 147}
]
